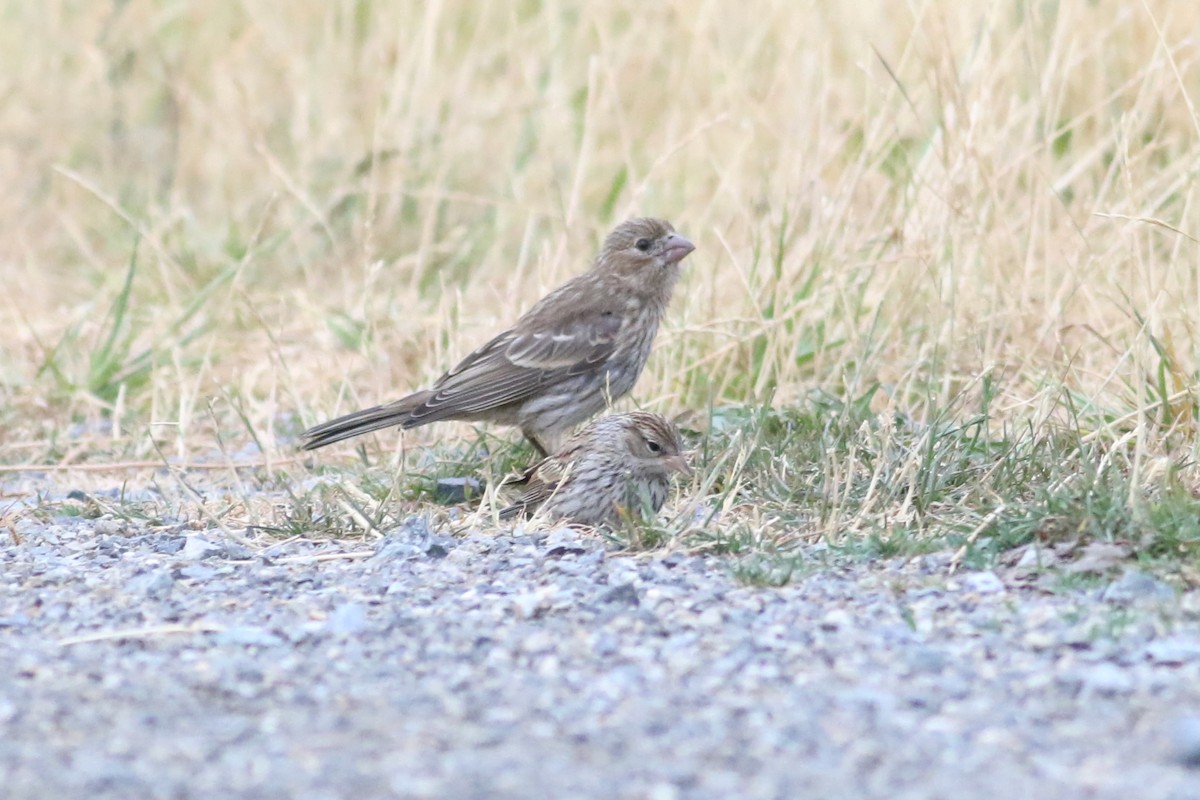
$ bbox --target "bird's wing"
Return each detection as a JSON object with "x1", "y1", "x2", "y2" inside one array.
[
  {"x1": 498, "y1": 457, "x2": 569, "y2": 520},
  {"x1": 503, "y1": 308, "x2": 622, "y2": 372},
  {"x1": 406, "y1": 308, "x2": 623, "y2": 421}
]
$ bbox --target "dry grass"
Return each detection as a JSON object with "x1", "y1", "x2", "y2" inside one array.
[{"x1": 3, "y1": 1, "x2": 1200, "y2": 566}]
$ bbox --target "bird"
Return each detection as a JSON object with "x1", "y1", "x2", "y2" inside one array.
[
  {"x1": 497, "y1": 411, "x2": 691, "y2": 528},
  {"x1": 300, "y1": 217, "x2": 694, "y2": 456}
]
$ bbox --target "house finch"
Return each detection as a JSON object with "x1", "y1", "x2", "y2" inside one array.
[
  {"x1": 498, "y1": 411, "x2": 691, "y2": 528},
  {"x1": 300, "y1": 217, "x2": 695, "y2": 455}
]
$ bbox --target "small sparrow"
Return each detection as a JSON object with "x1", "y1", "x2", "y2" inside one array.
[
  {"x1": 300, "y1": 218, "x2": 694, "y2": 456},
  {"x1": 498, "y1": 411, "x2": 691, "y2": 528}
]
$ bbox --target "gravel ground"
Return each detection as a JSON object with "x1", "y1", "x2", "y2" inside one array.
[{"x1": 4, "y1": 484, "x2": 1200, "y2": 799}]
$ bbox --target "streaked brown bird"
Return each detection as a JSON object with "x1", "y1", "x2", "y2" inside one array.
[
  {"x1": 300, "y1": 217, "x2": 694, "y2": 456},
  {"x1": 498, "y1": 411, "x2": 691, "y2": 527}
]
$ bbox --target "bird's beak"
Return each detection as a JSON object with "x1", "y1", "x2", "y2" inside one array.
[
  {"x1": 662, "y1": 233, "x2": 695, "y2": 264},
  {"x1": 664, "y1": 454, "x2": 693, "y2": 476}
]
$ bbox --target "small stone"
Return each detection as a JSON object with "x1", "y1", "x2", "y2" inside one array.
[
  {"x1": 1015, "y1": 545, "x2": 1055, "y2": 570},
  {"x1": 544, "y1": 527, "x2": 584, "y2": 547},
  {"x1": 1080, "y1": 663, "x2": 1134, "y2": 695},
  {"x1": 180, "y1": 536, "x2": 224, "y2": 561},
  {"x1": 1023, "y1": 630, "x2": 1059, "y2": 650},
  {"x1": 820, "y1": 608, "x2": 853, "y2": 631},
  {"x1": 1061, "y1": 626, "x2": 1095, "y2": 649},
  {"x1": 545, "y1": 546, "x2": 590, "y2": 562},
  {"x1": 326, "y1": 603, "x2": 368, "y2": 636},
  {"x1": 446, "y1": 547, "x2": 479, "y2": 566},
  {"x1": 93, "y1": 518, "x2": 125, "y2": 537},
  {"x1": 918, "y1": 552, "x2": 955, "y2": 572},
  {"x1": 962, "y1": 571, "x2": 1005, "y2": 595},
  {"x1": 374, "y1": 517, "x2": 441, "y2": 561},
  {"x1": 543, "y1": 528, "x2": 589, "y2": 558},
  {"x1": 374, "y1": 539, "x2": 422, "y2": 561},
  {"x1": 177, "y1": 564, "x2": 217, "y2": 581},
  {"x1": 94, "y1": 537, "x2": 125, "y2": 556},
  {"x1": 222, "y1": 542, "x2": 254, "y2": 560},
  {"x1": 434, "y1": 477, "x2": 482, "y2": 504},
  {"x1": 647, "y1": 783, "x2": 680, "y2": 800},
  {"x1": 511, "y1": 589, "x2": 553, "y2": 619},
  {"x1": 124, "y1": 570, "x2": 174, "y2": 600},
  {"x1": 1102, "y1": 569, "x2": 1175, "y2": 604},
  {"x1": 599, "y1": 584, "x2": 639, "y2": 607},
  {"x1": 1145, "y1": 637, "x2": 1200, "y2": 665},
  {"x1": 657, "y1": 552, "x2": 686, "y2": 569},
  {"x1": 214, "y1": 626, "x2": 283, "y2": 647},
  {"x1": 153, "y1": 536, "x2": 187, "y2": 555},
  {"x1": 908, "y1": 646, "x2": 948, "y2": 674},
  {"x1": 1064, "y1": 541, "x2": 1133, "y2": 574},
  {"x1": 1170, "y1": 716, "x2": 1200, "y2": 767}
]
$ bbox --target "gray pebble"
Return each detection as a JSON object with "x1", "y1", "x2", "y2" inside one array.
[
  {"x1": 177, "y1": 564, "x2": 218, "y2": 582},
  {"x1": 1103, "y1": 569, "x2": 1176, "y2": 604},
  {"x1": 816, "y1": 614, "x2": 854, "y2": 633},
  {"x1": 152, "y1": 536, "x2": 187, "y2": 555},
  {"x1": 373, "y1": 539, "x2": 424, "y2": 560},
  {"x1": 962, "y1": 571, "x2": 1005, "y2": 595},
  {"x1": 221, "y1": 541, "x2": 254, "y2": 560},
  {"x1": 93, "y1": 518, "x2": 126, "y2": 537},
  {"x1": 907, "y1": 646, "x2": 949, "y2": 674},
  {"x1": 1145, "y1": 637, "x2": 1200, "y2": 665},
  {"x1": 124, "y1": 569, "x2": 174, "y2": 600},
  {"x1": 1080, "y1": 663, "x2": 1135, "y2": 695},
  {"x1": 374, "y1": 516, "x2": 446, "y2": 561},
  {"x1": 214, "y1": 626, "x2": 284, "y2": 648},
  {"x1": 326, "y1": 603, "x2": 369, "y2": 636},
  {"x1": 180, "y1": 535, "x2": 225, "y2": 561},
  {"x1": 1170, "y1": 716, "x2": 1200, "y2": 767},
  {"x1": 599, "y1": 583, "x2": 640, "y2": 606}
]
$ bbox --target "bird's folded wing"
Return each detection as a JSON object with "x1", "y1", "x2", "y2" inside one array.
[
  {"x1": 504, "y1": 310, "x2": 622, "y2": 371},
  {"x1": 498, "y1": 459, "x2": 568, "y2": 519},
  {"x1": 409, "y1": 311, "x2": 622, "y2": 419}
]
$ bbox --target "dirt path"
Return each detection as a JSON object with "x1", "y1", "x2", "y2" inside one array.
[{"x1": 3, "y1": 506, "x2": 1200, "y2": 799}]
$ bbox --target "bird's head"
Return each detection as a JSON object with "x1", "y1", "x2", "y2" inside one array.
[
  {"x1": 594, "y1": 217, "x2": 695, "y2": 285},
  {"x1": 621, "y1": 411, "x2": 692, "y2": 477}
]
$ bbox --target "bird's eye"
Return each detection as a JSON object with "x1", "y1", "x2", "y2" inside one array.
[
  {"x1": 635, "y1": 238, "x2": 652, "y2": 252},
  {"x1": 646, "y1": 440, "x2": 662, "y2": 453}
]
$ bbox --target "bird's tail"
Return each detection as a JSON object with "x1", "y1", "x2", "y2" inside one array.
[
  {"x1": 299, "y1": 393, "x2": 430, "y2": 451},
  {"x1": 496, "y1": 502, "x2": 525, "y2": 521}
]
